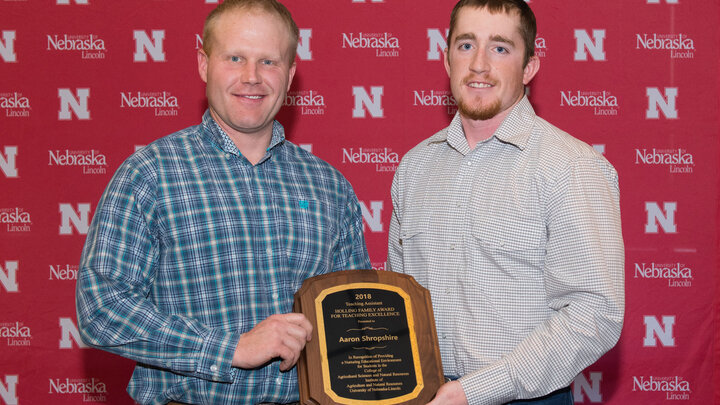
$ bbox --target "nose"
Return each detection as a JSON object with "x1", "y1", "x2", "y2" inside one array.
[
  {"x1": 469, "y1": 49, "x2": 490, "y2": 73},
  {"x1": 240, "y1": 61, "x2": 261, "y2": 84}
]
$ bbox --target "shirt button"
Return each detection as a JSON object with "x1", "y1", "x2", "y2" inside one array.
[
  {"x1": 210, "y1": 365, "x2": 218, "y2": 372},
  {"x1": 276, "y1": 377, "x2": 282, "y2": 384},
  {"x1": 272, "y1": 293, "x2": 279, "y2": 299},
  {"x1": 266, "y1": 248, "x2": 272, "y2": 254}
]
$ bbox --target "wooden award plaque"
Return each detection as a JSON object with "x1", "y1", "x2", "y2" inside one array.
[{"x1": 294, "y1": 269, "x2": 444, "y2": 405}]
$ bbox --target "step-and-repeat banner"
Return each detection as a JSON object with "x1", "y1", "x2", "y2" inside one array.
[{"x1": 1, "y1": 0, "x2": 718, "y2": 404}]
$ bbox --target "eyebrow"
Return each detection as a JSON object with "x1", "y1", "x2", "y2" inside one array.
[
  {"x1": 489, "y1": 34, "x2": 516, "y2": 47},
  {"x1": 454, "y1": 33, "x2": 476, "y2": 43},
  {"x1": 453, "y1": 32, "x2": 516, "y2": 48}
]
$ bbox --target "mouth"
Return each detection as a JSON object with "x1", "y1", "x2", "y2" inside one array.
[
  {"x1": 463, "y1": 75, "x2": 496, "y2": 89},
  {"x1": 238, "y1": 95, "x2": 264, "y2": 100},
  {"x1": 467, "y1": 82, "x2": 492, "y2": 89}
]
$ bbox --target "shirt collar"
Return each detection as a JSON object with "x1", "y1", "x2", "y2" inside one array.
[
  {"x1": 201, "y1": 109, "x2": 286, "y2": 158},
  {"x1": 434, "y1": 95, "x2": 536, "y2": 153}
]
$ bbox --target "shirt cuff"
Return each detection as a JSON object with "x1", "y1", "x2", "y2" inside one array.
[
  {"x1": 458, "y1": 360, "x2": 516, "y2": 405},
  {"x1": 193, "y1": 328, "x2": 242, "y2": 383}
]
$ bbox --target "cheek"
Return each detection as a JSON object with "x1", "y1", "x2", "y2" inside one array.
[
  {"x1": 274, "y1": 74, "x2": 292, "y2": 93},
  {"x1": 450, "y1": 67, "x2": 465, "y2": 85},
  {"x1": 497, "y1": 65, "x2": 519, "y2": 84}
]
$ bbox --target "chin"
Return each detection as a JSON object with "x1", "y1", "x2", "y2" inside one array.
[{"x1": 458, "y1": 100, "x2": 502, "y2": 121}]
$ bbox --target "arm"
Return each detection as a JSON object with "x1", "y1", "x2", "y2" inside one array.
[
  {"x1": 76, "y1": 161, "x2": 240, "y2": 382},
  {"x1": 332, "y1": 183, "x2": 371, "y2": 271},
  {"x1": 387, "y1": 165, "x2": 403, "y2": 273},
  {"x1": 459, "y1": 157, "x2": 625, "y2": 404}
]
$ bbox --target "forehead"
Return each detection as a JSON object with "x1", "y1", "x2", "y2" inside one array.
[
  {"x1": 454, "y1": 6, "x2": 523, "y2": 40},
  {"x1": 212, "y1": 9, "x2": 292, "y2": 50}
]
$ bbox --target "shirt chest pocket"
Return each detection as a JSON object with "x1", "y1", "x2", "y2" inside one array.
[
  {"x1": 470, "y1": 209, "x2": 547, "y2": 271},
  {"x1": 398, "y1": 218, "x2": 432, "y2": 284},
  {"x1": 272, "y1": 196, "x2": 335, "y2": 276},
  {"x1": 399, "y1": 217, "x2": 430, "y2": 247}
]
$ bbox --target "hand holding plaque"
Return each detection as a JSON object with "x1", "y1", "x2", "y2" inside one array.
[{"x1": 294, "y1": 269, "x2": 444, "y2": 405}]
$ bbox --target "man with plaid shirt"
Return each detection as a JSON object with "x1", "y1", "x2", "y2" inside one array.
[{"x1": 76, "y1": 1, "x2": 370, "y2": 404}]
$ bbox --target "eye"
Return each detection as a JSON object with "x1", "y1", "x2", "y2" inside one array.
[
  {"x1": 459, "y1": 43, "x2": 473, "y2": 51},
  {"x1": 261, "y1": 59, "x2": 275, "y2": 66},
  {"x1": 230, "y1": 56, "x2": 240, "y2": 62},
  {"x1": 494, "y1": 46, "x2": 508, "y2": 54}
]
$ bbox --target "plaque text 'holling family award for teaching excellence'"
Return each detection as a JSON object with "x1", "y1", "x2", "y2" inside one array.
[{"x1": 294, "y1": 269, "x2": 444, "y2": 405}]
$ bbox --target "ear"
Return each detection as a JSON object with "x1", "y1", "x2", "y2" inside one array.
[
  {"x1": 522, "y1": 55, "x2": 540, "y2": 85},
  {"x1": 443, "y1": 47, "x2": 451, "y2": 77},
  {"x1": 287, "y1": 62, "x2": 297, "y2": 91},
  {"x1": 198, "y1": 49, "x2": 209, "y2": 83}
]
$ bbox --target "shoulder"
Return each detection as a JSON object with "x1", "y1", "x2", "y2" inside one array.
[
  {"x1": 393, "y1": 126, "x2": 450, "y2": 191},
  {"x1": 282, "y1": 141, "x2": 356, "y2": 199},
  {"x1": 531, "y1": 117, "x2": 619, "y2": 185},
  {"x1": 107, "y1": 124, "x2": 202, "y2": 194},
  {"x1": 397, "y1": 127, "x2": 449, "y2": 173},
  {"x1": 123, "y1": 123, "x2": 202, "y2": 172},
  {"x1": 534, "y1": 118, "x2": 614, "y2": 166},
  {"x1": 283, "y1": 141, "x2": 345, "y2": 177},
  {"x1": 131, "y1": 124, "x2": 202, "y2": 163}
]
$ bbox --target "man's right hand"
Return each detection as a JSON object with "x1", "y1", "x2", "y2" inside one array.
[
  {"x1": 231, "y1": 313, "x2": 313, "y2": 371},
  {"x1": 427, "y1": 381, "x2": 468, "y2": 405}
]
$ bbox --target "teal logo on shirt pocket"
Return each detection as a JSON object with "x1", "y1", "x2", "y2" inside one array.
[{"x1": 298, "y1": 200, "x2": 309, "y2": 209}]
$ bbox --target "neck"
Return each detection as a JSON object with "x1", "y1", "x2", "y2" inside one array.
[
  {"x1": 460, "y1": 109, "x2": 509, "y2": 150},
  {"x1": 228, "y1": 132, "x2": 272, "y2": 165},
  {"x1": 210, "y1": 110, "x2": 273, "y2": 165},
  {"x1": 461, "y1": 96, "x2": 523, "y2": 149}
]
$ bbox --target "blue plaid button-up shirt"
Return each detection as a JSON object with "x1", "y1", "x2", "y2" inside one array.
[{"x1": 76, "y1": 110, "x2": 370, "y2": 405}]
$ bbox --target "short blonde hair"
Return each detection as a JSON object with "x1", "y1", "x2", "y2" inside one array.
[{"x1": 202, "y1": 0, "x2": 299, "y2": 63}]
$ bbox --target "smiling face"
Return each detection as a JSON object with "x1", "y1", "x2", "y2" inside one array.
[
  {"x1": 445, "y1": 6, "x2": 538, "y2": 122},
  {"x1": 198, "y1": 8, "x2": 296, "y2": 139}
]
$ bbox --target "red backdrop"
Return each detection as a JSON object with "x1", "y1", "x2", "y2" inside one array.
[{"x1": 1, "y1": 0, "x2": 718, "y2": 404}]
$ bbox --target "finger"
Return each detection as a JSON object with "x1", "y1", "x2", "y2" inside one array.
[
  {"x1": 260, "y1": 314, "x2": 310, "y2": 342},
  {"x1": 283, "y1": 335, "x2": 307, "y2": 353},
  {"x1": 281, "y1": 313, "x2": 314, "y2": 336},
  {"x1": 279, "y1": 334, "x2": 307, "y2": 366},
  {"x1": 279, "y1": 312, "x2": 308, "y2": 323},
  {"x1": 284, "y1": 321, "x2": 313, "y2": 343},
  {"x1": 276, "y1": 343, "x2": 301, "y2": 371}
]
